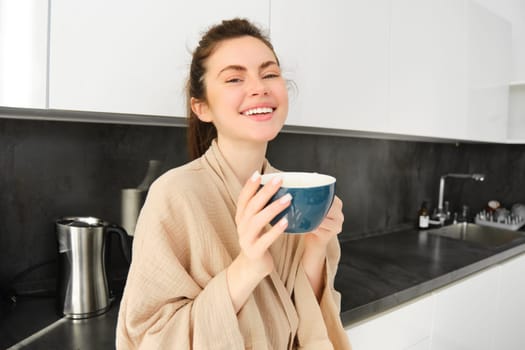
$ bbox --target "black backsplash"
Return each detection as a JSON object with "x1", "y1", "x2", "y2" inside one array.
[{"x1": 1, "y1": 117, "x2": 524, "y2": 293}]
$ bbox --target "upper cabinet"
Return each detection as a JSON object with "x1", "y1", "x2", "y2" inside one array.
[
  {"x1": 0, "y1": 0, "x2": 48, "y2": 108},
  {"x1": 466, "y1": 1, "x2": 511, "y2": 142},
  {"x1": 48, "y1": 0, "x2": 270, "y2": 117},
  {"x1": 472, "y1": 0, "x2": 525, "y2": 142},
  {"x1": 2, "y1": 0, "x2": 516, "y2": 143},
  {"x1": 271, "y1": 0, "x2": 512, "y2": 143},
  {"x1": 508, "y1": 85, "x2": 525, "y2": 142},
  {"x1": 270, "y1": 0, "x2": 390, "y2": 132},
  {"x1": 389, "y1": 0, "x2": 468, "y2": 140},
  {"x1": 473, "y1": 0, "x2": 525, "y2": 84}
]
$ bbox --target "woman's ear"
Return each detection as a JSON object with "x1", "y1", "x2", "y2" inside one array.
[{"x1": 190, "y1": 97, "x2": 212, "y2": 123}]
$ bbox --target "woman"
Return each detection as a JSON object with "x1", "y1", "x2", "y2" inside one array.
[{"x1": 116, "y1": 18, "x2": 351, "y2": 350}]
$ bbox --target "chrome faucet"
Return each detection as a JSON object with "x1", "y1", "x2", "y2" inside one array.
[{"x1": 435, "y1": 173, "x2": 485, "y2": 222}]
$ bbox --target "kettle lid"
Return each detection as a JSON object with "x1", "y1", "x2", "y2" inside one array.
[{"x1": 57, "y1": 216, "x2": 107, "y2": 227}]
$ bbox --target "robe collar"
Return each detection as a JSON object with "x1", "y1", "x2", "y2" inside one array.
[{"x1": 202, "y1": 139, "x2": 275, "y2": 207}]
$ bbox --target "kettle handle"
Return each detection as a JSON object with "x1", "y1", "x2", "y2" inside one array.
[{"x1": 105, "y1": 224, "x2": 132, "y2": 265}]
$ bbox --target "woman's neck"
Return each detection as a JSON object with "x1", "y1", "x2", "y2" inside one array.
[{"x1": 216, "y1": 138, "x2": 267, "y2": 184}]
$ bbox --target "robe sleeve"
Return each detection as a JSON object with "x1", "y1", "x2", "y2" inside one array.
[
  {"x1": 294, "y1": 236, "x2": 352, "y2": 350},
  {"x1": 116, "y1": 178, "x2": 245, "y2": 350},
  {"x1": 319, "y1": 236, "x2": 352, "y2": 350}
]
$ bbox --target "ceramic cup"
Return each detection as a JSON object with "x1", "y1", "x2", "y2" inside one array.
[{"x1": 260, "y1": 172, "x2": 336, "y2": 234}]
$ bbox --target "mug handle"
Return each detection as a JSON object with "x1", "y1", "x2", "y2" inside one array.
[{"x1": 106, "y1": 224, "x2": 132, "y2": 265}]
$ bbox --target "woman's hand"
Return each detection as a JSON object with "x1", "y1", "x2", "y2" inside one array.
[
  {"x1": 304, "y1": 196, "x2": 344, "y2": 255},
  {"x1": 301, "y1": 196, "x2": 344, "y2": 300},
  {"x1": 227, "y1": 171, "x2": 291, "y2": 312}
]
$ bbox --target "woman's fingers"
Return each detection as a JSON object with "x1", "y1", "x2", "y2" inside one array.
[
  {"x1": 236, "y1": 171, "x2": 263, "y2": 223},
  {"x1": 308, "y1": 196, "x2": 344, "y2": 240},
  {"x1": 237, "y1": 172, "x2": 291, "y2": 232},
  {"x1": 326, "y1": 196, "x2": 343, "y2": 217},
  {"x1": 236, "y1": 172, "x2": 284, "y2": 221},
  {"x1": 252, "y1": 193, "x2": 292, "y2": 229},
  {"x1": 243, "y1": 175, "x2": 284, "y2": 218},
  {"x1": 315, "y1": 217, "x2": 343, "y2": 235},
  {"x1": 255, "y1": 217, "x2": 288, "y2": 252}
]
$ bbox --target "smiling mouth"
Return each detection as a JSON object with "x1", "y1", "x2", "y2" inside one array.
[{"x1": 241, "y1": 107, "x2": 275, "y2": 117}]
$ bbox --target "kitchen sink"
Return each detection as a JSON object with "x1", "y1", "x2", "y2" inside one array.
[{"x1": 427, "y1": 223, "x2": 525, "y2": 248}]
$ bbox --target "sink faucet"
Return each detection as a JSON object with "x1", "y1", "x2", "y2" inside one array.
[{"x1": 435, "y1": 173, "x2": 485, "y2": 222}]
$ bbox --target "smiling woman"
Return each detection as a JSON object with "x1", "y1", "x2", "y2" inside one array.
[
  {"x1": 185, "y1": 20, "x2": 287, "y2": 161},
  {"x1": 116, "y1": 18, "x2": 351, "y2": 350},
  {"x1": 190, "y1": 35, "x2": 288, "y2": 153}
]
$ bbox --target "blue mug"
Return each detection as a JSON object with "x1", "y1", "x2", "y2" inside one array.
[{"x1": 261, "y1": 172, "x2": 336, "y2": 234}]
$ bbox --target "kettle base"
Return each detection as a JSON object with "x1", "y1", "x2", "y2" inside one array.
[{"x1": 64, "y1": 305, "x2": 111, "y2": 320}]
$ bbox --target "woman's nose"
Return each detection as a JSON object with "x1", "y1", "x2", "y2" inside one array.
[{"x1": 248, "y1": 77, "x2": 269, "y2": 96}]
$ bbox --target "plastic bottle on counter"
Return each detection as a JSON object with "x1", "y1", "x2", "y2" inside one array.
[{"x1": 418, "y1": 201, "x2": 430, "y2": 229}]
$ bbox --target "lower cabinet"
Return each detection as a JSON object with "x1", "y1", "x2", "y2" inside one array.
[
  {"x1": 345, "y1": 295, "x2": 433, "y2": 350},
  {"x1": 492, "y1": 253, "x2": 525, "y2": 349},
  {"x1": 431, "y1": 265, "x2": 499, "y2": 350},
  {"x1": 345, "y1": 252, "x2": 525, "y2": 350}
]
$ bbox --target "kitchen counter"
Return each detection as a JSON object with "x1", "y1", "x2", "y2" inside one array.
[
  {"x1": 3, "y1": 225, "x2": 525, "y2": 349},
  {"x1": 1, "y1": 296, "x2": 120, "y2": 350},
  {"x1": 335, "y1": 226, "x2": 525, "y2": 325}
]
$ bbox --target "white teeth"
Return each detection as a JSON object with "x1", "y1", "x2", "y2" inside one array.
[{"x1": 243, "y1": 107, "x2": 273, "y2": 116}]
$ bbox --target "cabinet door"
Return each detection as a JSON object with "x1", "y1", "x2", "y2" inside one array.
[
  {"x1": 430, "y1": 266, "x2": 499, "y2": 350},
  {"x1": 492, "y1": 253, "x2": 525, "y2": 349},
  {"x1": 508, "y1": 85, "x2": 525, "y2": 142},
  {"x1": 0, "y1": 0, "x2": 48, "y2": 108},
  {"x1": 389, "y1": 0, "x2": 468, "y2": 140},
  {"x1": 473, "y1": 0, "x2": 525, "y2": 83},
  {"x1": 346, "y1": 295, "x2": 433, "y2": 350},
  {"x1": 466, "y1": 0, "x2": 511, "y2": 142},
  {"x1": 270, "y1": 0, "x2": 390, "y2": 131},
  {"x1": 407, "y1": 338, "x2": 430, "y2": 350},
  {"x1": 49, "y1": 0, "x2": 269, "y2": 117}
]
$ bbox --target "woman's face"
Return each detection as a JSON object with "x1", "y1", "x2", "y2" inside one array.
[{"x1": 192, "y1": 36, "x2": 289, "y2": 146}]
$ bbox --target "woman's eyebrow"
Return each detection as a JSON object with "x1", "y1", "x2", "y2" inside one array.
[
  {"x1": 217, "y1": 65, "x2": 246, "y2": 77},
  {"x1": 217, "y1": 61, "x2": 279, "y2": 77},
  {"x1": 260, "y1": 61, "x2": 279, "y2": 70}
]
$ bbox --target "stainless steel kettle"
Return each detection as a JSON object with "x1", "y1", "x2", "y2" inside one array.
[{"x1": 56, "y1": 216, "x2": 131, "y2": 319}]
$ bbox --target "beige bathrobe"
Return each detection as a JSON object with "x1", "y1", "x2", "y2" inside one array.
[{"x1": 116, "y1": 141, "x2": 351, "y2": 350}]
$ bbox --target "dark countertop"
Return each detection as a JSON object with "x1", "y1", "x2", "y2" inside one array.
[
  {"x1": 3, "y1": 225, "x2": 525, "y2": 349},
  {"x1": 1, "y1": 297, "x2": 120, "y2": 350},
  {"x1": 335, "y1": 226, "x2": 525, "y2": 326}
]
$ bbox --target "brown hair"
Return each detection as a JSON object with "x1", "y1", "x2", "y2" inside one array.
[{"x1": 186, "y1": 18, "x2": 279, "y2": 160}]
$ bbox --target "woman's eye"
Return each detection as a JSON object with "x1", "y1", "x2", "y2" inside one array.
[
  {"x1": 263, "y1": 73, "x2": 280, "y2": 79},
  {"x1": 225, "y1": 78, "x2": 242, "y2": 83}
]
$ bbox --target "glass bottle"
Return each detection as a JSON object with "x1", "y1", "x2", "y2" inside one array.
[{"x1": 418, "y1": 201, "x2": 430, "y2": 229}]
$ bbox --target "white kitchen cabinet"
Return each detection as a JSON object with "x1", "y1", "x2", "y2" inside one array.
[
  {"x1": 472, "y1": 0, "x2": 525, "y2": 83},
  {"x1": 389, "y1": 0, "x2": 468, "y2": 140},
  {"x1": 407, "y1": 338, "x2": 431, "y2": 350},
  {"x1": 0, "y1": 0, "x2": 48, "y2": 108},
  {"x1": 507, "y1": 85, "x2": 525, "y2": 142},
  {"x1": 466, "y1": 1, "x2": 511, "y2": 142},
  {"x1": 270, "y1": 0, "x2": 390, "y2": 132},
  {"x1": 492, "y1": 253, "x2": 525, "y2": 349},
  {"x1": 344, "y1": 253, "x2": 525, "y2": 350},
  {"x1": 272, "y1": 0, "x2": 512, "y2": 142},
  {"x1": 430, "y1": 265, "x2": 500, "y2": 350},
  {"x1": 48, "y1": 0, "x2": 269, "y2": 117},
  {"x1": 345, "y1": 295, "x2": 433, "y2": 350}
]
